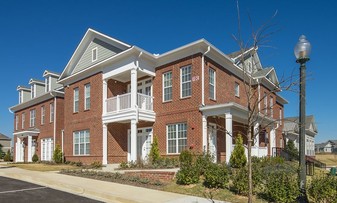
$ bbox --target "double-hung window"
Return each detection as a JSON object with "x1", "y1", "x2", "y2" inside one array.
[
  {"x1": 163, "y1": 71, "x2": 172, "y2": 101},
  {"x1": 263, "y1": 92, "x2": 268, "y2": 114},
  {"x1": 270, "y1": 96, "x2": 274, "y2": 117},
  {"x1": 73, "y1": 130, "x2": 90, "y2": 155},
  {"x1": 167, "y1": 123, "x2": 187, "y2": 154},
  {"x1": 73, "y1": 88, "x2": 79, "y2": 113},
  {"x1": 180, "y1": 65, "x2": 192, "y2": 98},
  {"x1": 209, "y1": 68, "x2": 216, "y2": 100},
  {"x1": 84, "y1": 84, "x2": 91, "y2": 110},
  {"x1": 50, "y1": 103, "x2": 54, "y2": 122},
  {"x1": 22, "y1": 113, "x2": 25, "y2": 129},
  {"x1": 41, "y1": 106, "x2": 45, "y2": 125},
  {"x1": 235, "y1": 82, "x2": 240, "y2": 97},
  {"x1": 15, "y1": 115, "x2": 18, "y2": 130},
  {"x1": 30, "y1": 109, "x2": 36, "y2": 127}
]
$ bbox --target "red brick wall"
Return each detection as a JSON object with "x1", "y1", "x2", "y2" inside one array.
[
  {"x1": 153, "y1": 54, "x2": 204, "y2": 155},
  {"x1": 13, "y1": 97, "x2": 64, "y2": 162},
  {"x1": 63, "y1": 72, "x2": 103, "y2": 164}
]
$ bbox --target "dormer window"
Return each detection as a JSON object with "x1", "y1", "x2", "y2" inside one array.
[
  {"x1": 92, "y1": 47, "x2": 97, "y2": 62},
  {"x1": 45, "y1": 77, "x2": 50, "y2": 92},
  {"x1": 31, "y1": 85, "x2": 35, "y2": 99}
]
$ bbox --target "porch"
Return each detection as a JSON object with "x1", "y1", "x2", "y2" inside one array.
[{"x1": 13, "y1": 130, "x2": 39, "y2": 162}]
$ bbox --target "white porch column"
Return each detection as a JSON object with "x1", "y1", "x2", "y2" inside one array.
[
  {"x1": 27, "y1": 135, "x2": 32, "y2": 162},
  {"x1": 130, "y1": 119, "x2": 137, "y2": 162},
  {"x1": 225, "y1": 113, "x2": 233, "y2": 163},
  {"x1": 130, "y1": 68, "x2": 138, "y2": 108},
  {"x1": 102, "y1": 124, "x2": 108, "y2": 165},
  {"x1": 103, "y1": 80, "x2": 107, "y2": 114},
  {"x1": 270, "y1": 128, "x2": 276, "y2": 156},
  {"x1": 202, "y1": 115, "x2": 208, "y2": 153},
  {"x1": 16, "y1": 137, "x2": 20, "y2": 162},
  {"x1": 254, "y1": 123, "x2": 260, "y2": 148}
]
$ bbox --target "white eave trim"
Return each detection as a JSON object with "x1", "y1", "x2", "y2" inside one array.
[{"x1": 13, "y1": 130, "x2": 40, "y2": 136}]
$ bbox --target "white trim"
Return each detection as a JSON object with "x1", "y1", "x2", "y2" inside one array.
[
  {"x1": 13, "y1": 130, "x2": 40, "y2": 136},
  {"x1": 73, "y1": 130, "x2": 90, "y2": 156},
  {"x1": 162, "y1": 71, "x2": 172, "y2": 102},
  {"x1": 84, "y1": 83, "x2": 91, "y2": 110},
  {"x1": 15, "y1": 115, "x2": 18, "y2": 130},
  {"x1": 29, "y1": 109, "x2": 36, "y2": 127},
  {"x1": 92, "y1": 47, "x2": 98, "y2": 62},
  {"x1": 209, "y1": 68, "x2": 216, "y2": 100},
  {"x1": 180, "y1": 65, "x2": 192, "y2": 99},
  {"x1": 50, "y1": 103, "x2": 54, "y2": 123},
  {"x1": 235, "y1": 82, "x2": 240, "y2": 97},
  {"x1": 53, "y1": 97, "x2": 56, "y2": 149},
  {"x1": 31, "y1": 85, "x2": 36, "y2": 99},
  {"x1": 41, "y1": 106, "x2": 45, "y2": 125},
  {"x1": 73, "y1": 88, "x2": 79, "y2": 113},
  {"x1": 166, "y1": 123, "x2": 187, "y2": 154}
]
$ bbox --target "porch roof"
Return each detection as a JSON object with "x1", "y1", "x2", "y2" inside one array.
[
  {"x1": 13, "y1": 129, "x2": 40, "y2": 137},
  {"x1": 199, "y1": 102, "x2": 275, "y2": 126}
]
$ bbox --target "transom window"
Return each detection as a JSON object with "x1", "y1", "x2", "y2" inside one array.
[
  {"x1": 84, "y1": 83, "x2": 91, "y2": 110},
  {"x1": 167, "y1": 123, "x2": 187, "y2": 154},
  {"x1": 30, "y1": 109, "x2": 36, "y2": 127},
  {"x1": 92, "y1": 47, "x2": 97, "y2": 62},
  {"x1": 73, "y1": 130, "x2": 90, "y2": 155},
  {"x1": 73, "y1": 88, "x2": 79, "y2": 113},
  {"x1": 209, "y1": 68, "x2": 216, "y2": 100},
  {"x1": 180, "y1": 65, "x2": 192, "y2": 98},
  {"x1": 163, "y1": 71, "x2": 172, "y2": 102}
]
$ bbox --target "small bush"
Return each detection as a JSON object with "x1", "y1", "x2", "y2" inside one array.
[
  {"x1": 230, "y1": 135, "x2": 246, "y2": 168},
  {"x1": 90, "y1": 161, "x2": 102, "y2": 169},
  {"x1": 53, "y1": 144, "x2": 63, "y2": 164},
  {"x1": 203, "y1": 163, "x2": 229, "y2": 189},
  {"x1": 176, "y1": 167, "x2": 200, "y2": 185},
  {"x1": 195, "y1": 153, "x2": 214, "y2": 176},
  {"x1": 4, "y1": 150, "x2": 12, "y2": 162},
  {"x1": 149, "y1": 136, "x2": 160, "y2": 164},
  {"x1": 264, "y1": 170, "x2": 299, "y2": 202},
  {"x1": 119, "y1": 161, "x2": 129, "y2": 169},
  {"x1": 32, "y1": 153, "x2": 39, "y2": 162},
  {"x1": 179, "y1": 150, "x2": 193, "y2": 168},
  {"x1": 231, "y1": 167, "x2": 249, "y2": 195},
  {"x1": 308, "y1": 175, "x2": 337, "y2": 203}
]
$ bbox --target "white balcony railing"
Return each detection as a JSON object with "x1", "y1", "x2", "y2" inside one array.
[{"x1": 106, "y1": 93, "x2": 153, "y2": 113}]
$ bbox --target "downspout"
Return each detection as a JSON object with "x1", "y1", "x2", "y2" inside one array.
[{"x1": 202, "y1": 46, "x2": 211, "y2": 106}]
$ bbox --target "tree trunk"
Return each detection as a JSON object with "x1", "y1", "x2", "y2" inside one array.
[{"x1": 247, "y1": 128, "x2": 253, "y2": 203}]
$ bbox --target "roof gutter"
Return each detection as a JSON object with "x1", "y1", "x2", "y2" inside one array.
[{"x1": 201, "y1": 46, "x2": 211, "y2": 106}]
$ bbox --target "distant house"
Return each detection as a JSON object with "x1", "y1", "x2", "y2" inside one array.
[
  {"x1": 0, "y1": 133, "x2": 12, "y2": 153},
  {"x1": 315, "y1": 140, "x2": 337, "y2": 153},
  {"x1": 283, "y1": 115, "x2": 318, "y2": 157}
]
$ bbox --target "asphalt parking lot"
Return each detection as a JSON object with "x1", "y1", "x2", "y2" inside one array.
[{"x1": 0, "y1": 176, "x2": 102, "y2": 203}]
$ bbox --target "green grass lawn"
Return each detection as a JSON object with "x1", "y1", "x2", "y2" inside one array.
[{"x1": 0, "y1": 162, "x2": 80, "y2": 171}]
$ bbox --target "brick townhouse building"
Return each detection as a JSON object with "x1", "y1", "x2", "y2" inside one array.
[{"x1": 11, "y1": 29, "x2": 287, "y2": 164}]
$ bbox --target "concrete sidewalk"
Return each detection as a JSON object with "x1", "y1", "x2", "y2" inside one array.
[{"x1": 0, "y1": 167, "x2": 228, "y2": 203}]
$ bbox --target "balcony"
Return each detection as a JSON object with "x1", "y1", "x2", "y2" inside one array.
[{"x1": 103, "y1": 92, "x2": 155, "y2": 123}]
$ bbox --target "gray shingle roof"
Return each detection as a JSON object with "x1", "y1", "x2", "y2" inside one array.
[
  {"x1": 283, "y1": 115, "x2": 317, "y2": 133},
  {"x1": 0, "y1": 133, "x2": 11, "y2": 140}
]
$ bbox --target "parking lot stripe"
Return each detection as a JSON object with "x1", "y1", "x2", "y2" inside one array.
[{"x1": 0, "y1": 186, "x2": 47, "y2": 194}]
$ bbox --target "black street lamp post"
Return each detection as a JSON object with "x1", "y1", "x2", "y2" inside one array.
[{"x1": 294, "y1": 35, "x2": 311, "y2": 202}]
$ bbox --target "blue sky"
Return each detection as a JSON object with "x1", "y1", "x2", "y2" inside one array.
[{"x1": 0, "y1": 0, "x2": 335, "y2": 143}]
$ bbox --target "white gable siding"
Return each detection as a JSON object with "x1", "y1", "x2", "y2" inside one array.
[
  {"x1": 72, "y1": 38, "x2": 123, "y2": 75},
  {"x1": 22, "y1": 90, "x2": 31, "y2": 103},
  {"x1": 50, "y1": 77, "x2": 62, "y2": 90}
]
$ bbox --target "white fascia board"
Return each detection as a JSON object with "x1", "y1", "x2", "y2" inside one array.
[
  {"x1": 29, "y1": 78, "x2": 45, "y2": 85},
  {"x1": 13, "y1": 130, "x2": 40, "y2": 136},
  {"x1": 10, "y1": 91, "x2": 64, "y2": 112},
  {"x1": 43, "y1": 70, "x2": 60, "y2": 77},
  {"x1": 231, "y1": 46, "x2": 256, "y2": 61},
  {"x1": 17, "y1": 86, "x2": 31, "y2": 91},
  {"x1": 88, "y1": 28, "x2": 131, "y2": 49}
]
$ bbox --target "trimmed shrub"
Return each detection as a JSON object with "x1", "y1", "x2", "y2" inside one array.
[
  {"x1": 149, "y1": 136, "x2": 160, "y2": 164},
  {"x1": 176, "y1": 166, "x2": 200, "y2": 185},
  {"x1": 230, "y1": 135, "x2": 246, "y2": 168},
  {"x1": 308, "y1": 175, "x2": 337, "y2": 203},
  {"x1": 53, "y1": 144, "x2": 63, "y2": 164},
  {"x1": 179, "y1": 150, "x2": 193, "y2": 168},
  {"x1": 4, "y1": 150, "x2": 12, "y2": 162},
  {"x1": 264, "y1": 170, "x2": 299, "y2": 202},
  {"x1": 203, "y1": 163, "x2": 229, "y2": 189},
  {"x1": 32, "y1": 153, "x2": 39, "y2": 162},
  {"x1": 195, "y1": 153, "x2": 213, "y2": 176}
]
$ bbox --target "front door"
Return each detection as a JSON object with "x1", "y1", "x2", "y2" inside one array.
[
  {"x1": 128, "y1": 128, "x2": 153, "y2": 162},
  {"x1": 209, "y1": 123, "x2": 217, "y2": 163}
]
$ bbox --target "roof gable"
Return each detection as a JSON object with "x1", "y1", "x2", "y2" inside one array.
[{"x1": 59, "y1": 28, "x2": 131, "y2": 81}]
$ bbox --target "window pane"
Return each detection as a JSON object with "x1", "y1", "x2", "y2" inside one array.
[
  {"x1": 74, "y1": 144, "x2": 79, "y2": 155},
  {"x1": 168, "y1": 140, "x2": 176, "y2": 153},
  {"x1": 86, "y1": 143, "x2": 90, "y2": 155},
  {"x1": 80, "y1": 144, "x2": 84, "y2": 154}
]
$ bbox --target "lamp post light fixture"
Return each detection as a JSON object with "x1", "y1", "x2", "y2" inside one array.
[{"x1": 294, "y1": 35, "x2": 311, "y2": 202}]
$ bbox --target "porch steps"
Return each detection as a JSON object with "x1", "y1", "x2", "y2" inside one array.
[{"x1": 102, "y1": 164, "x2": 120, "y2": 172}]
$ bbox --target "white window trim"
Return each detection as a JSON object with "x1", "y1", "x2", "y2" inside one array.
[
  {"x1": 73, "y1": 88, "x2": 79, "y2": 113},
  {"x1": 45, "y1": 77, "x2": 50, "y2": 92},
  {"x1": 162, "y1": 71, "x2": 172, "y2": 102},
  {"x1": 21, "y1": 113, "x2": 25, "y2": 129},
  {"x1": 166, "y1": 123, "x2": 187, "y2": 154},
  {"x1": 15, "y1": 115, "x2": 18, "y2": 130},
  {"x1": 209, "y1": 68, "x2": 216, "y2": 100},
  {"x1": 73, "y1": 130, "x2": 90, "y2": 156},
  {"x1": 180, "y1": 65, "x2": 192, "y2": 98},
  {"x1": 235, "y1": 82, "x2": 240, "y2": 97},
  {"x1": 92, "y1": 47, "x2": 98, "y2": 62},
  {"x1": 84, "y1": 83, "x2": 91, "y2": 110},
  {"x1": 50, "y1": 103, "x2": 54, "y2": 123},
  {"x1": 30, "y1": 109, "x2": 35, "y2": 127},
  {"x1": 41, "y1": 106, "x2": 45, "y2": 125},
  {"x1": 19, "y1": 91, "x2": 22, "y2": 104}
]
